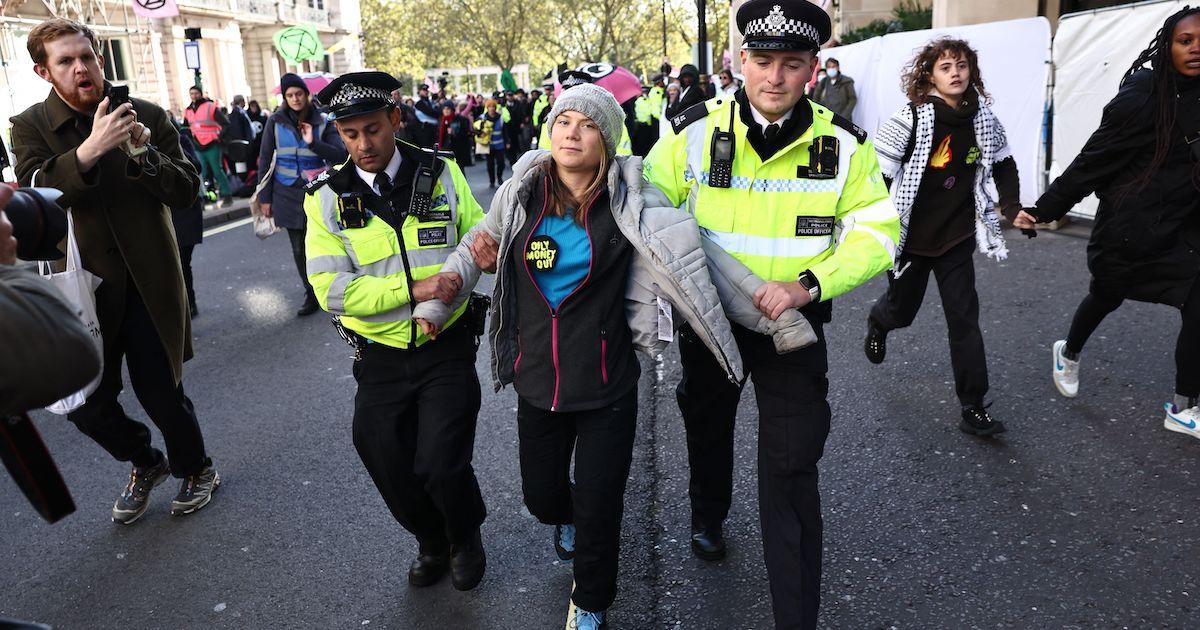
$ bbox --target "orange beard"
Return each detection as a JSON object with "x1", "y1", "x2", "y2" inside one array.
[{"x1": 929, "y1": 134, "x2": 952, "y2": 170}]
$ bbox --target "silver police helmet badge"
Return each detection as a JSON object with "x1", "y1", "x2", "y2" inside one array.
[{"x1": 765, "y1": 5, "x2": 787, "y2": 35}]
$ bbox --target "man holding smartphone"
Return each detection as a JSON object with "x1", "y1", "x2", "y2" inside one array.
[{"x1": 11, "y1": 18, "x2": 218, "y2": 526}]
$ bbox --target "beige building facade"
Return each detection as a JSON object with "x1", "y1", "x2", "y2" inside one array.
[{"x1": 0, "y1": 0, "x2": 362, "y2": 141}]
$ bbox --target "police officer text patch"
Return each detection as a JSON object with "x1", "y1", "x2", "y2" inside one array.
[
  {"x1": 417, "y1": 226, "x2": 449, "y2": 246},
  {"x1": 795, "y1": 216, "x2": 835, "y2": 237},
  {"x1": 525, "y1": 235, "x2": 559, "y2": 271}
]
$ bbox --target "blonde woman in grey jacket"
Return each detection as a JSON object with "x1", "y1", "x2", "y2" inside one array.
[{"x1": 413, "y1": 84, "x2": 814, "y2": 629}]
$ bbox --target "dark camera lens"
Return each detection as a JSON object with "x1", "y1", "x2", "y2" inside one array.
[{"x1": 4, "y1": 187, "x2": 66, "y2": 261}]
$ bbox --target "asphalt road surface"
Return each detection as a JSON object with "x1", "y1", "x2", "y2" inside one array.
[{"x1": 3, "y1": 160, "x2": 1199, "y2": 629}]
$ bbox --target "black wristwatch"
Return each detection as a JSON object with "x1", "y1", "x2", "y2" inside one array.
[{"x1": 797, "y1": 270, "x2": 821, "y2": 302}]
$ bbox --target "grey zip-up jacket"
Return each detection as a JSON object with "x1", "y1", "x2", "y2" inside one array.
[{"x1": 413, "y1": 150, "x2": 818, "y2": 391}]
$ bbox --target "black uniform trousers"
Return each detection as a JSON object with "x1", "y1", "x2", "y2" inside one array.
[
  {"x1": 869, "y1": 237, "x2": 989, "y2": 407},
  {"x1": 677, "y1": 321, "x2": 831, "y2": 630},
  {"x1": 68, "y1": 275, "x2": 209, "y2": 478},
  {"x1": 286, "y1": 227, "x2": 317, "y2": 301},
  {"x1": 351, "y1": 324, "x2": 486, "y2": 550},
  {"x1": 517, "y1": 385, "x2": 638, "y2": 613}
]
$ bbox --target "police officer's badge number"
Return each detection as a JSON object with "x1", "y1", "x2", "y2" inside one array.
[{"x1": 526, "y1": 235, "x2": 559, "y2": 271}]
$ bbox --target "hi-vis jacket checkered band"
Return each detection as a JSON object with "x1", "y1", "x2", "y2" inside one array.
[{"x1": 744, "y1": 4, "x2": 821, "y2": 43}]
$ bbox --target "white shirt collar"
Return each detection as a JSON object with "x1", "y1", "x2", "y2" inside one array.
[
  {"x1": 749, "y1": 103, "x2": 792, "y2": 130},
  {"x1": 356, "y1": 147, "x2": 403, "y2": 196}
]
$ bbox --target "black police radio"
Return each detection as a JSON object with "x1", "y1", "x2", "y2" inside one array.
[{"x1": 708, "y1": 104, "x2": 738, "y2": 189}]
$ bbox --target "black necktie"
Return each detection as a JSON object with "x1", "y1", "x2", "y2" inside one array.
[
  {"x1": 764, "y1": 123, "x2": 780, "y2": 144},
  {"x1": 375, "y1": 171, "x2": 394, "y2": 198}
]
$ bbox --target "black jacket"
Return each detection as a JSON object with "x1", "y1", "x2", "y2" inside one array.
[
  {"x1": 172, "y1": 131, "x2": 204, "y2": 247},
  {"x1": 1035, "y1": 69, "x2": 1200, "y2": 307},
  {"x1": 510, "y1": 176, "x2": 639, "y2": 412}
]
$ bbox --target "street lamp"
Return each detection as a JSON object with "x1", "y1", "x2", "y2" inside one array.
[{"x1": 697, "y1": 0, "x2": 708, "y2": 74}]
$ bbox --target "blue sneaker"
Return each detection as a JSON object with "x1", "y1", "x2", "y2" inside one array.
[
  {"x1": 1164, "y1": 399, "x2": 1200, "y2": 441},
  {"x1": 555, "y1": 524, "x2": 576, "y2": 561},
  {"x1": 570, "y1": 607, "x2": 607, "y2": 630}
]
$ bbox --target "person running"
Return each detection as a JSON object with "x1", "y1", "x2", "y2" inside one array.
[
  {"x1": 257, "y1": 73, "x2": 348, "y2": 316},
  {"x1": 416, "y1": 83, "x2": 815, "y2": 630},
  {"x1": 866, "y1": 37, "x2": 1019, "y2": 437},
  {"x1": 1014, "y1": 6, "x2": 1200, "y2": 440},
  {"x1": 473, "y1": 99, "x2": 508, "y2": 187}
]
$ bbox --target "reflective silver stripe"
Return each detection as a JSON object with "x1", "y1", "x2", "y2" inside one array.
[
  {"x1": 326, "y1": 272, "x2": 355, "y2": 315},
  {"x1": 276, "y1": 146, "x2": 321, "y2": 180},
  {"x1": 842, "y1": 198, "x2": 898, "y2": 224},
  {"x1": 702, "y1": 227, "x2": 833, "y2": 259},
  {"x1": 307, "y1": 255, "x2": 354, "y2": 274},
  {"x1": 356, "y1": 303, "x2": 414, "y2": 323},
  {"x1": 696, "y1": 171, "x2": 840, "y2": 193},
  {"x1": 317, "y1": 187, "x2": 342, "y2": 234}
]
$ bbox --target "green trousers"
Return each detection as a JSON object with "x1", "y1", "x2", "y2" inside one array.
[{"x1": 196, "y1": 143, "x2": 231, "y2": 198}]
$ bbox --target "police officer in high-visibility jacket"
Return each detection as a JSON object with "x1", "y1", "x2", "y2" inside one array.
[
  {"x1": 643, "y1": 1, "x2": 900, "y2": 627},
  {"x1": 538, "y1": 71, "x2": 633, "y2": 156},
  {"x1": 304, "y1": 72, "x2": 489, "y2": 592}
]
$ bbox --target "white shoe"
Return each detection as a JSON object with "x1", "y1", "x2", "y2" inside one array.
[
  {"x1": 1052, "y1": 340, "x2": 1079, "y2": 398},
  {"x1": 1164, "y1": 402, "x2": 1200, "y2": 441}
]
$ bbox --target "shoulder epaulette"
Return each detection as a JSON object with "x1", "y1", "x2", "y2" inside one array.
[
  {"x1": 304, "y1": 168, "x2": 334, "y2": 193},
  {"x1": 831, "y1": 112, "x2": 868, "y2": 145},
  {"x1": 669, "y1": 101, "x2": 712, "y2": 134}
]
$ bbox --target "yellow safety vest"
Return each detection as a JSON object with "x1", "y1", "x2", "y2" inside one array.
[
  {"x1": 643, "y1": 96, "x2": 899, "y2": 300},
  {"x1": 303, "y1": 141, "x2": 484, "y2": 348}
]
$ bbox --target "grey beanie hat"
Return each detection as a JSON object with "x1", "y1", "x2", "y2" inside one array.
[{"x1": 546, "y1": 83, "x2": 625, "y2": 157}]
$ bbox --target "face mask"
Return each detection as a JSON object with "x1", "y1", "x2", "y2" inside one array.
[{"x1": 827, "y1": 69, "x2": 839, "y2": 78}]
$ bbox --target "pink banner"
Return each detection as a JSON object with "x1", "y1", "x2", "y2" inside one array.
[{"x1": 131, "y1": 0, "x2": 179, "y2": 19}]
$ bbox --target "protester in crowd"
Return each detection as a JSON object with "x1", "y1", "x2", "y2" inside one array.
[
  {"x1": 184, "y1": 85, "x2": 233, "y2": 206},
  {"x1": 632, "y1": 85, "x2": 659, "y2": 156},
  {"x1": 807, "y1": 67, "x2": 827, "y2": 98},
  {"x1": 257, "y1": 72, "x2": 348, "y2": 317},
  {"x1": 699, "y1": 73, "x2": 717, "y2": 99},
  {"x1": 247, "y1": 99, "x2": 267, "y2": 137},
  {"x1": 659, "y1": 82, "x2": 681, "y2": 136},
  {"x1": 669, "y1": 64, "x2": 705, "y2": 118},
  {"x1": 439, "y1": 103, "x2": 474, "y2": 165},
  {"x1": 226, "y1": 95, "x2": 254, "y2": 143},
  {"x1": 418, "y1": 82, "x2": 815, "y2": 630},
  {"x1": 474, "y1": 98, "x2": 508, "y2": 187},
  {"x1": 1014, "y1": 6, "x2": 1200, "y2": 440},
  {"x1": 868, "y1": 37, "x2": 1019, "y2": 437},
  {"x1": 390, "y1": 89, "x2": 420, "y2": 145},
  {"x1": 11, "y1": 18, "x2": 218, "y2": 524},
  {"x1": 504, "y1": 90, "x2": 527, "y2": 165},
  {"x1": 643, "y1": 1, "x2": 900, "y2": 626},
  {"x1": 174, "y1": 126, "x2": 206, "y2": 318},
  {"x1": 716, "y1": 68, "x2": 739, "y2": 96},
  {"x1": 305, "y1": 71, "x2": 489, "y2": 594},
  {"x1": 812, "y1": 57, "x2": 857, "y2": 120}
]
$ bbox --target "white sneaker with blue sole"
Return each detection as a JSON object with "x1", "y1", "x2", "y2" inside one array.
[{"x1": 1164, "y1": 402, "x2": 1200, "y2": 441}]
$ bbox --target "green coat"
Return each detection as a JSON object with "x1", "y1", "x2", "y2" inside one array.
[{"x1": 10, "y1": 88, "x2": 202, "y2": 385}]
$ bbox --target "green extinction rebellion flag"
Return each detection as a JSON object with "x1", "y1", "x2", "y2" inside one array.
[{"x1": 273, "y1": 25, "x2": 325, "y2": 65}]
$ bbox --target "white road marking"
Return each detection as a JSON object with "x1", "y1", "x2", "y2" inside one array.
[{"x1": 203, "y1": 216, "x2": 254, "y2": 237}]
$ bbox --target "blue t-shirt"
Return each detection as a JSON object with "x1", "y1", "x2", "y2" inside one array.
[{"x1": 526, "y1": 209, "x2": 591, "y2": 310}]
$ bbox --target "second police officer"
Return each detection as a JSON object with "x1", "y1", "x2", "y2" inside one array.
[
  {"x1": 643, "y1": 1, "x2": 900, "y2": 628},
  {"x1": 303, "y1": 72, "x2": 490, "y2": 591}
]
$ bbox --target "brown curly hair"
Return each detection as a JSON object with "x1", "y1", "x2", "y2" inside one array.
[{"x1": 901, "y1": 37, "x2": 990, "y2": 106}]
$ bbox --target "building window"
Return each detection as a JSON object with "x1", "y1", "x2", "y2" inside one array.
[
  {"x1": 323, "y1": 54, "x2": 331, "y2": 73},
  {"x1": 1060, "y1": 0, "x2": 1133, "y2": 14},
  {"x1": 307, "y1": 0, "x2": 324, "y2": 9},
  {"x1": 101, "y1": 38, "x2": 130, "y2": 82}
]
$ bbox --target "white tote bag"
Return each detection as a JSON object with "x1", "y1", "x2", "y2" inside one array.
[{"x1": 38, "y1": 212, "x2": 103, "y2": 415}]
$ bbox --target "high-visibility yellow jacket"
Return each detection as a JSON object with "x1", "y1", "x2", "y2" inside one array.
[
  {"x1": 531, "y1": 94, "x2": 550, "y2": 127},
  {"x1": 303, "y1": 140, "x2": 484, "y2": 348},
  {"x1": 643, "y1": 96, "x2": 899, "y2": 301},
  {"x1": 539, "y1": 119, "x2": 633, "y2": 155},
  {"x1": 634, "y1": 96, "x2": 655, "y2": 125},
  {"x1": 647, "y1": 86, "x2": 665, "y2": 120}
]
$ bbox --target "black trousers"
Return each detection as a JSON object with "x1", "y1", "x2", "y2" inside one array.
[
  {"x1": 485, "y1": 150, "x2": 505, "y2": 185},
  {"x1": 1066, "y1": 278, "x2": 1200, "y2": 397},
  {"x1": 67, "y1": 278, "x2": 208, "y2": 478},
  {"x1": 677, "y1": 323, "x2": 831, "y2": 630},
  {"x1": 517, "y1": 386, "x2": 638, "y2": 613},
  {"x1": 351, "y1": 326, "x2": 486, "y2": 549},
  {"x1": 869, "y1": 237, "x2": 989, "y2": 407},
  {"x1": 286, "y1": 228, "x2": 316, "y2": 300},
  {"x1": 179, "y1": 243, "x2": 196, "y2": 307}
]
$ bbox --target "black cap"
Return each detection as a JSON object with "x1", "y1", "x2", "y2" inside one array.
[
  {"x1": 316, "y1": 71, "x2": 400, "y2": 121},
  {"x1": 558, "y1": 70, "x2": 593, "y2": 89},
  {"x1": 737, "y1": 0, "x2": 831, "y2": 53}
]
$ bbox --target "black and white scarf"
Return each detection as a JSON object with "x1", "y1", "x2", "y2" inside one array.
[{"x1": 874, "y1": 99, "x2": 1011, "y2": 272}]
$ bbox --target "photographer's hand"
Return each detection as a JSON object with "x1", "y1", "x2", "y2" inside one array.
[
  {"x1": 0, "y1": 186, "x2": 17, "y2": 265},
  {"x1": 77, "y1": 97, "x2": 136, "y2": 171}
]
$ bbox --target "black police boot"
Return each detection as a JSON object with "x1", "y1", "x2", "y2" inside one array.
[
  {"x1": 297, "y1": 291, "x2": 320, "y2": 317},
  {"x1": 960, "y1": 404, "x2": 1006, "y2": 437},
  {"x1": 408, "y1": 542, "x2": 450, "y2": 587},
  {"x1": 690, "y1": 519, "x2": 727, "y2": 562},
  {"x1": 450, "y1": 530, "x2": 486, "y2": 591},
  {"x1": 864, "y1": 319, "x2": 887, "y2": 364}
]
